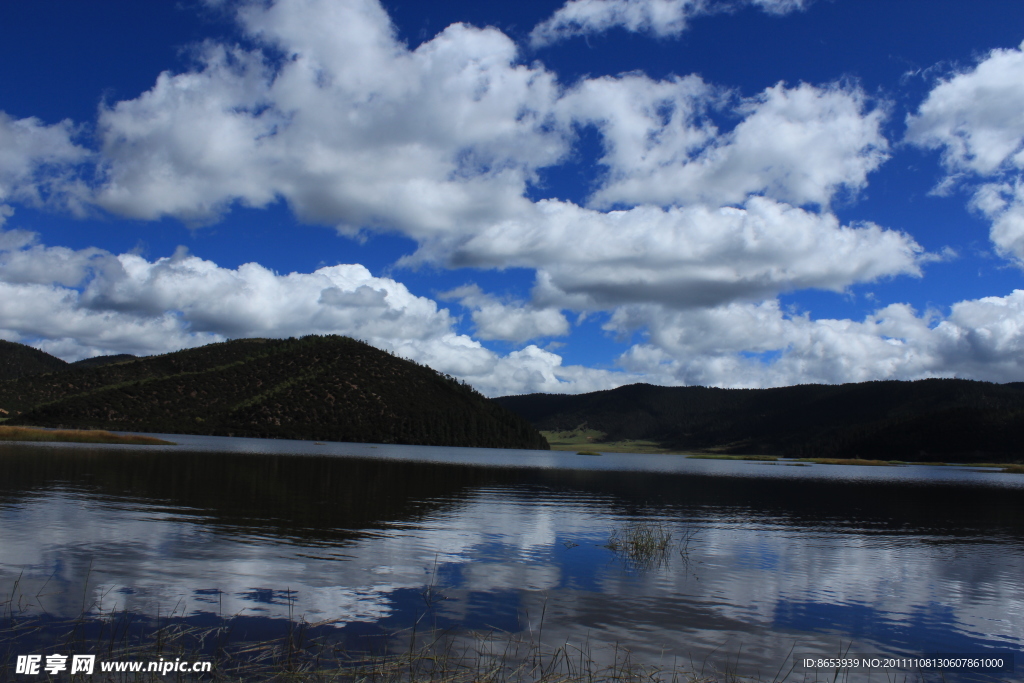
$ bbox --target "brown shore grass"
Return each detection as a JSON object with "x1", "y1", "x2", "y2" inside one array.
[
  {"x1": 794, "y1": 457, "x2": 893, "y2": 466},
  {"x1": 971, "y1": 462, "x2": 1024, "y2": 473},
  {"x1": 687, "y1": 454, "x2": 778, "y2": 461},
  {"x1": 0, "y1": 425, "x2": 174, "y2": 445}
]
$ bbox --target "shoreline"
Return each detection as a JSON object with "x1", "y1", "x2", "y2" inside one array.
[{"x1": 0, "y1": 425, "x2": 175, "y2": 446}]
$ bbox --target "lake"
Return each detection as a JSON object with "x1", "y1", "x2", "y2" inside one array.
[{"x1": 1, "y1": 434, "x2": 1022, "y2": 681}]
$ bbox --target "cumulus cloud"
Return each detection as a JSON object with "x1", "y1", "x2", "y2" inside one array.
[
  {"x1": 442, "y1": 284, "x2": 570, "y2": 343},
  {"x1": 530, "y1": 0, "x2": 708, "y2": 46},
  {"x1": 906, "y1": 40, "x2": 1024, "y2": 176},
  {"x1": 9, "y1": 0, "x2": 1013, "y2": 394},
  {"x1": 95, "y1": 2, "x2": 565, "y2": 234},
  {"x1": 970, "y1": 181, "x2": 1024, "y2": 261},
  {"x1": 417, "y1": 197, "x2": 924, "y2": 309},
  {"x1": 529, "y1": 0, "x2": 812, "y2": 47},
  {"x1": 907, "y1": 40, "x2": 1024, "y2": 262},
  {"x1": 83, "y1": 0, "x2": 910, "y2": 307},
  {"x1": 559, "y1": 78, "x2": 889, "y2": 209},
  {"x1": 91, "y1": 1, "x2": 885, "y2": 234},
  {"x1": 3, "y1": 226, "x2": 1022, "y2": 395},
  {"x1": 0, "y1": 112, "x2": 89, "y2": 217},
  {"x1": 611, "y1": 292, "x2": 1024, "y2": 387},
  {"x1": 0, "y1": 236, "x2": 457, "y2": 356},
  {"x1": 0, "y1": 229, "x2": 621, "y2": 396}
]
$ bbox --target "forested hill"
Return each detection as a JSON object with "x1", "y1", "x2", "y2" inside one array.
[
  {"x1": 495, "y1": 380, "x2": 1024, "y2": 462},
  {"x1": 0, "y1": 336, "x2": 549, "y2": 450},
  {"x1": 69, "y1": 354, "x2": 138, "y2": 370},
  {"x1": 0, "y1": 342, "x2": 134, "y2": 380},
  {"x1": 0, "y1": 340, "x2": 69, "y2": 380}
]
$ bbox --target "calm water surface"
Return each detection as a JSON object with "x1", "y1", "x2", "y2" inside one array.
[{"x1": 1, "y1": 435, "x2": 1022, "y2": 680}]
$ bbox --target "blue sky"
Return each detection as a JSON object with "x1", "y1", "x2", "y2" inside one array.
[{"x1": 2, "y1": 0, "x2": 1024, "y2": 395}]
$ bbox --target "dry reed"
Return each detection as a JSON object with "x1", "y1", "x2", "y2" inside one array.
[{"x1": 0, "y1": 425, "x2": 174, "y2": 445}]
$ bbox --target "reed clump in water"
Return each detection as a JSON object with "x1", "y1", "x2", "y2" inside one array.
[
  {"x1": 602, "y1": 519, "x2": 703, "y2": 573},
  {"x1": 604, "y1": 520, "x2": 674, "y2": 570}
]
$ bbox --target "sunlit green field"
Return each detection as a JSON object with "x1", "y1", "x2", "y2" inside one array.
[{"x1": 541, "y1": 428, "x2": 689, "y2": 455}]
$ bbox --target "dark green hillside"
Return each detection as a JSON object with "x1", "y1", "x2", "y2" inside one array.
[
  {"x1": 0, "y1": 338, "x2": 287, "y2": 415},
  {"x1": 2, "y1": 336, "x2": 548, "y2": 450},
  {"x1": 70, "y1": 353, "x2": 138, "y2": 370},
  {"x1": 496, "y1": 380, "x2": 1024, "y2": 462},
  {"x1": 0, "y1": 340, "x2": 68, "y2": 380}
]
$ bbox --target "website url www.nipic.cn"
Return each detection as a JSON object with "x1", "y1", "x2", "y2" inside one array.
[{"x1": 15, "y1": 654, "x2": 213, "y2": 676}]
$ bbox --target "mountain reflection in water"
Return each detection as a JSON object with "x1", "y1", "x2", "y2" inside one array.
[{"x1": 1, "y1": 438, "x2": 1022, "y2": 680}]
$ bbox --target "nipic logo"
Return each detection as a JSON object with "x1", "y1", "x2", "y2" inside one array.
[
  {"x1": 14, "y1": 653, "x2": 211, "y2": 675},
  {"x1": 15, "y1": 654, "x2": 95, "y2": 675}
]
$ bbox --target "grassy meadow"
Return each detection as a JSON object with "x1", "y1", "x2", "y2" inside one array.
[{"x1": 541, "y1": 428, "x2": 688, "y2": 455}]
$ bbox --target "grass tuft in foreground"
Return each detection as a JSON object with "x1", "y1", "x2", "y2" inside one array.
[
  {"x1": 0, "y1": 425, "x2": 174, "y2": 445},
  {"x1": 0, "y1": 611, "x2": 760, "y2": 683}
]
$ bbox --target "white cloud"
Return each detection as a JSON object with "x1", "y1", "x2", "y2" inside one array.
[
  {"x1": 92, "y1": 1, "x2": 878, "y2": 238},
  {"x1": 95, "y1": 45, "x2": 282, "y2": 223},
  {"x1": 0, "y1": 237, "x2": 120, "y2": 289},
  {"x1": 0, "y1": 229, "x2": 618, "y2": 396},
  {"x1": 907, "y1": 40, "x2": 1024, "y2": 262},
  {"x1": 11, "y1": 0, "x2": 1019, "y2": 396},
  {"x1": 560, "y1": 78, "x2": 888, "y2": 209},
  {"x1": 611, "y1": 291, "x2": 1024, "y2": 387},
  {"x1": 442, "y1": 284, "x2": 570, "y2": 343},
  {"x1": 80, "y1": 0, "x2": 908, "y2": 309},
  {"x1": 529, "y1": 0, "x2": 812, "y2": 47},
  {"x1": 0, "y1": 223, "x2": 35, "y2": 250},
  {"x1": 748, "y1": 0, "x2": 812, "y2": 13},
  {"x1": 80, "y1": 0, "x2": 918, "y2": 324},
  {"x1": 971, "y1": 181, "x2": 1024, "y2": 261},
  {"x1": 0, "y1": 112, "x2": 89, "y2": 216},
  {"x1": 0, "y1": 243, "x2": 460, "y2": 358},
  {"x1": 906, "y1": 40, "x2": 1024, "y2": 177},
  {"x1": 4, "y1": 227, "x2": 1024, "y2": 395},
  {"x1": 417, "y1": 197, "x2": 924, "y2": 309},
  {"x1": 96, "y1": 2, "x2": 566, "y2": 235},
  {"x1": 530, "y1": 0, "x2": 708, "y2": 47}
]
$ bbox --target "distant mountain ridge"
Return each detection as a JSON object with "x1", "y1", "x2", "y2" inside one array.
[
  {"x1": 495, "y1": 380, "x2": 1024, "y2": 462},
  {"x1": 0, "y1": 336, "x2": 548, "y2": 450}
]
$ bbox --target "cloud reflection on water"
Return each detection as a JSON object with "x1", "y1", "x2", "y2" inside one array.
[{"x1": 0, "y1": 442, "x2": 1021, "y2": 678}]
